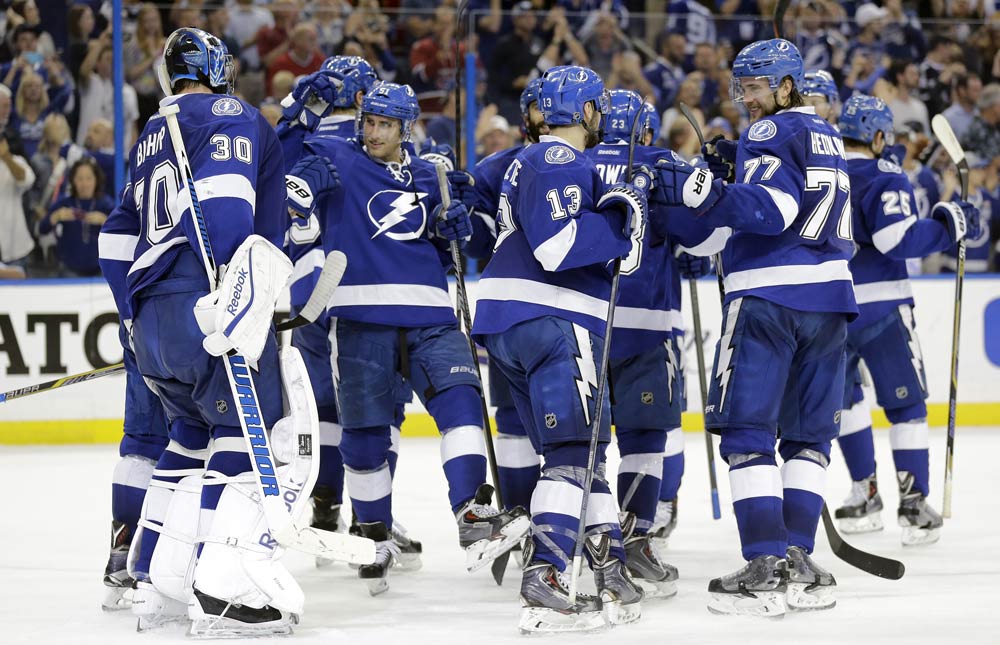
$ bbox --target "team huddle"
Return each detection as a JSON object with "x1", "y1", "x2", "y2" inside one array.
[{"x1": 95, "y1": 26, "x2": 980, "y2": 637}]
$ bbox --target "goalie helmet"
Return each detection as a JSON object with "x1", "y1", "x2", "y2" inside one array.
[
  {"x1": 730, "y1": 38, "x2": 804, "y2": 103},
  {"x1": 358, "y1": 82, "x2": 420, "y2": 141},
  {"x1": 603, "y1": 89, "x2": 645, "y2": 144},
  {"x1": 838, "y1": 94, "x2": 895, "y2": 145},
  {"x1": 322, "y1": 55, "x2": 379, "y2": 108},
  {"x1": 537, "y1": 65, "x2": 610, "y2": 127},
  {"x1": 157, "y1": 28, "x2": 234, "y2": 96}
]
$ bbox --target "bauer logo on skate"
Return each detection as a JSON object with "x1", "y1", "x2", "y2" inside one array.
[
  {"x1": 367, "y1": 190, "x2": 428, "y2": 241},
  {"x1": 227, "y1": 354, "x2": 280, "y2": 496}
]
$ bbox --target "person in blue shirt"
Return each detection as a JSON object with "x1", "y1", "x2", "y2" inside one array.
[{"x1": 39, "y1": 156, "x2": 112, "y2": 276}]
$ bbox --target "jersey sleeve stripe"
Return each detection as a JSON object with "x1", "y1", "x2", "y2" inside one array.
[
  {"x1": 194, "y1": 173, "x2": 257, "y2": 208},
  {"x1": 476, "y1": 277, "x2": 609, "y2": 321},
  {"x1": 329, "y1": 284, "x2": 453, "y2": 310},
  {"x1": 128, "y1": 237, "x2": 188, "y2": 275},
  {"x1": 723, "y1": 259, "x2": 852, "y2": 293},
  {"x1": 290, "y1": 247, "x2": 325, "y2": 285},
  {"x1": 614, "y1": 306, "x2": 682, "y2": 332},
  {"x1": 532, "y1": 220, "x2": 579, "y2": 271},
  {"x1": 677, "y1": 226, "x2": 731, "y2": 257},
  {"x1": 98, "y1": 232, "x2": 139, "y2": 262},
  {"x1": 758, "y1": 185, "x2": 799, "y2": 231},
  {"x1": 871, "y1": 216, "x2": 917, "y2": 254},
  {"x1": 852, "y1": 279, "x2": 913, "y2": 305}
]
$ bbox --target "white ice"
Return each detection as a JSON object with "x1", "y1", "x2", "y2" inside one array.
[{"x1": 2, "y1": 427, "x2": 998, "y2": 644}]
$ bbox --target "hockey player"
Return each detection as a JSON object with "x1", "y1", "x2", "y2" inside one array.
[
  {"x1": 663, "y1": 38, "x2": 856, "y2": 616},
  {"x1": 289, "y1": 81, "x2": 529, "y2": 594},
  {"x1": 101, "y1": 28, "x2": 305, "y2": 635},
  {"x1": 833, "y1": 95, "x2": 981, "y2": 545},
  {"x1": 472, "y1": 65, "x2": 648, "y2": 633},
  {"x1": 800, "y1": 70, "x2": 840, "y2": 126}
]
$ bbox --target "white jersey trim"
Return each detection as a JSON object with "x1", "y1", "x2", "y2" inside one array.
[
  {"x1": 872, "y1": 216, "x2": 917, "y2": 254},
  {"x1": 760, "y1": 185, "x2": 799, "y2": 230},
  {"x1": 195, "y1": 173, "x2": 256, "y2": 208},
  {"x1": 677, "y1": 226, "x2": 731, "y2": 257},
  {"x1": 476, "y1": 277, "x2": 609, "y2": 321},
  {"x1": 98, "y1": 232, "x2": 139, "y2": 262},
  {"x1": 614, "y1": 306, "x2": 682, "y2": 332},
  {"x1": 853, "y1": 279, "x2": 913, "y2": 305},
  {"x1": 723, "y1": 259, "x2": 852, "y2": 293},
  {"x1": 329, "y1": 283, "x2": 453, "y2": 310},
  {"x1": 533, "y1": 220, "x2": 578, "y2": 271},
  {"x1": 128, "y1": 236, "x2": 188, "y2": 275},
  {"x1": 290, "y1": 248, "x2": 325, "y2": 285}
]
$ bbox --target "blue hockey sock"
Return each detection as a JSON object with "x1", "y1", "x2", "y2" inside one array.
[
  {"x1": 495, "y1": 406, "x2": 540, "y2": 510},
  {"x1": 659, "y1": 427, "x2": 685, "y2": 501},
  {"x1": 616, "y1": 428, "x2": 665, "y2": 534},
  {"x1": 340, "y1": 426, "x2": 393, "y2": 526},
  {"x1": 727, "y1": 452, "x2": 787, "y2": 560},
  {"x1": 889, "y1": 420, "x2": 930, "y2": 496},
  {"x1": 779, "y1": 441, "x2": 830, "y2": 554},
  {"x1": 837, "y1": 398, "x2": 876, "y2": 481},
  {"x1": 111, "y1": 455, "x2": 155, "y2": 542},
  {"x1": 315, "y1": 421, "x2": 344, "y2": 503},
  {"x1": 427, "y1": 385, "x2": 487, "y2": 512}
]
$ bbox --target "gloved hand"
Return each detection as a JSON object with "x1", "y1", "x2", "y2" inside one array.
[
  {"x1": 418, "y1": 142, "x2": 456, "y2": 170},
  {"x1": 654, "y1": 158, "x2": 721, "y2": 212},
  {"x1": 286, "y1": 155, "x2": 340, "y2": 217},
  {"x1": 675, "y1": 251, "x2": 713, "y2": 279},
  {"x1": 280, "y1": 71, "x2": 343, "y2": 130},
  {"x1": 702, "y1": 135, "x2": 736, "y2": 182},
  {"x1": 597, "y1": 165, "x2": 652, "y2": 237},
  {"x1": 433, "y1": 200, "x2": 473, "y2": 246},
  {"x1": 447, "y1": 170, "x2": 476, "y2": 206},
  {"x1": 932, "y1": 199, "x2": 981, "y2": 243}
]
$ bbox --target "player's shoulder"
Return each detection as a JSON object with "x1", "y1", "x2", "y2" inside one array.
[
  {"x1": 479, "y1": 144, "x2": 524, "y2": 170},
  {"x1": 523, "y1": 139, "x2": 588, "y2": 171},
  {"x1": 173, "y1": 94, "x2": 258, "y2": 125},
  {"x1": 742, "y1": 107, "x2": 819, "y2": 149},
  {"x1": 304, "y1": 132, "x2": 357, "y2": 159}
]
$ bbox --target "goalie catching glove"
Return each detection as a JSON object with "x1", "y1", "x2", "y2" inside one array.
[{"x1": 193, "y1": 235, "x2": 292, "y2": 362}]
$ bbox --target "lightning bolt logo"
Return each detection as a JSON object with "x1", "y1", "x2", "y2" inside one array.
[
  {"x1": 664, "y1": 340, "x2": 677, "y2": 405},
  {"x1": 572, "y1": 324, "x2": 598, "y2": 427},
  {"x1": 367, "y1": 190, "x2": 428, "y2": 240},
  {"x1": 899, "y1": 305, "x2": 926, "y2": 393},
  {"x1": 716, "y1": 298, "x2": 742, "y2": 413}
]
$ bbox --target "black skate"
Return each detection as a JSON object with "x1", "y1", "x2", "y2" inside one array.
[
  {"x1": 518, "y1": 540, "x2": 606, "y2": 635},
  {"x1": 785, "y1": 546, "x2": 836, "y2": 611},
  {"x1": 391, "y1": 521, "x2": 423, "y2": 572},
  {"x1": 456, "y1": 483, "x2": 530, "y2": 572},
  {"x1": 835, "y1": 474, "x2": 884, "y2": 534},
  {"x1": 897, "y1": 472, "x2": 943, "y2": 546},
  {"x1": 621, "y1": 512, "x2": 678, "y2": 599},
  {"x1": 650, "y1": 498, "x2": 678, "y2": 550},
  {"x1": 311, "y1": 485, "x2": 346, "y2": 568},
  {"x1": 188, "y1": 587, "x2": 298, "y2": 638},
  {"x1": 357, "y1": 522, "x2": 400, "y2": 596},
  {"x1": 102, "y1": 520, "x2": 134, "y2": 611},
  {"x1": 587, "y1": 534, "x2": 643, "y2": 626},
  {"x1": 708, "y1": 555, "x2": 788, "y2": 617}
]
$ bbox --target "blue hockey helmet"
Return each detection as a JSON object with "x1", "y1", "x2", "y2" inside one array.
[
  {"x1": 642, "y1": 102, "x2": 661, "y2": 143},
  {"x1": 519, "y1": 76, "x2": 544, "y2": 117},
  {"x1": 538, "y1": 65, "x2": 610, "y2": 126},
  {"x1": 322, "y1": 55, "x2": 379, "y2": 108},
  {"x1": 157, "y1": 28, "x2": 234, "y2": 96},
  {"x1": 730, "y1": 38, "x2": 804, "y2": 102},
  {"x1": 801, "y1": 70, "x2": 839, "y2": 104},
  {"x1": 838, "y1": 94, "x2": 895, "y2": 145},
  {"x1": 358, "y1": 82, "x2": 421, "y2": 141},
  {"x1": 603, "y1": 89, "x2": 644, "y2": 143}
]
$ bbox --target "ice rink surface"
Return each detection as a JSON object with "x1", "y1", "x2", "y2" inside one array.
[{"x1": 2, "y1": 426, "x2": 998, "y2": 644}]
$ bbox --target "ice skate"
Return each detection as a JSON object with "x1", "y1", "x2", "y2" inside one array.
[
  {"x1": 187, "y1": 588, "x2": 298, "y2": 638},
  {"x1": 456, "y1": 483, "x2": 530, "y2": 572},
  {"x1": 518, "y1": 540, "x2": 606, "y2": 635},
  {"x1": 357, "y1": 522, "x2": 400, "y2": 596},
  {"x1": 311, "y1": 485, "x2": 347, "y2": 568},
  {"x1": 785, "y1": 546, "x2": 836, "y2": 611},
  {"x1": 102, "y1": 520, "x2": 134, "y2": 611},
  {"x1": 707, "y1": 555, "x2": 788, "y2": 618},
  {"x1": 587, "y1": 533, "x2": 643, "y2": 626},
  {"x1": 835, "y1": 474, "x2": 884, "y2": 534},
  {"x1": 621, "y1": 512, "x2": 678, "y2": 599},
  {"x1": 132, "y1": 580, "x2": 189, "y2": 632},
  {"x1": 391, "y1": 521, "x2": 423, "y2": 572},
  {"x1": 649, "y1": 498, "x2": 678, "y2": 551},
  {"x1": 898, "y1": 473, "x2": 942, "y2": 546}
]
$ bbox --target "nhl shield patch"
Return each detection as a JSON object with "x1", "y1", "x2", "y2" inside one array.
[
  {"x1": 216, "y1": 400, "x2": 229, "y2": 414},
  {"x1": 641, "y1": 392, "x2": 654, "y2": 405},
  {"x1": 545, "y1": 413, "x2": 558, "y2": 429},
  {"x1": 895, "y1": 386, "x2": 909, "y2": 399}
]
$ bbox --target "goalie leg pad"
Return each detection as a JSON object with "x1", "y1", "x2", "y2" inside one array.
[
  {"x1": 270, "y1": 346, "x2": 321, "y2": 524},
  {"x1": 148, "y1": 474, "x2": 203, "y2": 603}
]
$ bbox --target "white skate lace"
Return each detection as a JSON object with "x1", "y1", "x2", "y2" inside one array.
[{"x1": 466, "y1": 503, "x2": 500, "y2": 519}]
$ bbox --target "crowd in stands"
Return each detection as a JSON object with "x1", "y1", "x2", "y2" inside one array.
[{"x1": 0, "y1": 0, "x2": 997, "y2": 278}]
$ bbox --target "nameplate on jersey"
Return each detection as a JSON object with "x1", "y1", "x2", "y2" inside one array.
[
  {"x1": 748, "y1": 120, "x2": 777, "y2": 142},
  {"x1": 212, "y1": 97, "x2": 243, "y2": 116},
  {"x1": 810, "y1": 132, "x2": 847, "y2": 159},
  {"x1": 367, "y1": 190, "x2": 429, "y2": 240},
  {"x1": 545, "y1": 145, "x2": 576, "y2": 165}
]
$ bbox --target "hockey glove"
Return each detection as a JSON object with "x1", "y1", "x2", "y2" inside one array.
[
  {"x1": 702, "y1": 135, "x2": 736, "y2": 182},
  {"x1": 419, "y1": 143, "x2": 457, "y2": 170},
  {"x1": 654, "y1": 158, "x2": 722, "y2": 213},
  {"x1": 675, "y1": 251, "x2": 713, "y2": 279},
  {"x1": 434, "y1": 200, "x2": 473, "y2": 246},
  {"x1": 280, "y1": 71, "x2": 342, "y2": 130},
  {"x1": 597, "y1": 170, "x2": 651, "y2": 237},
  {"x1": 447, "y1": 170, "x2": 476, "y2": 206},
  {"x1": 931, "y1": 200, "x2": 979, "y2": 244},
  {"x1": 286, "y1": 155, "x2": 340, "y2": 218}
]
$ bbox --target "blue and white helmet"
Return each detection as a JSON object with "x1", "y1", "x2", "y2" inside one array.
[
  {"x1": 538, "y1": 65, "x2": 609, "y2": 126},
  {"x1": 642, "y1": 102, "x2": 661, "y2": 143},
  {"x1": 157, "y1": 28, "x2": 234, "y2": 96},
  {"x1": 603, "y1": 89, "x2": 644, "y2": 143},
  {"x1": 323, "y1": 55, "x2": 379, "y2": 108},
  {"x1": 801, "y1": 70, "x2": 839, "y2": 105},
  {"x1": 358, "y1": 82, "x2": 420, "y2": 141},
  {"x1": 418, "y1": 141, "x2": 456, "y2": 170},
  {"x1": 519, "y1": 76, "x2": 544, "y2": 117},
  {"x1": 730, "y1": 38, "x2": 804, "y2": 103},
  {"x1": 838, "y1": 94, "x2": 895, "y2": 145}
]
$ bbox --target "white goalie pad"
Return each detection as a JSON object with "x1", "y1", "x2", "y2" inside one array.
[
  {"x1": 147, "y1": 475, "x2": 203, "y2": 604},
  {"x1": 270, "y1": 346, "x2": 321, "y2": 525},
  {"x1": 193, "y1": 235, "x2": 293, "y2": 362}
]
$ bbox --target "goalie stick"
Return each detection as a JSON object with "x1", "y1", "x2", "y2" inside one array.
[
  {"x1": 0, "y1": 252, "x2": 346, "y2": 404},
  {"x1": 930, "y1": 114, "x2": 969, "y2": 519},
  {"x1": 160, "y1": 101, "x2": 372, "y2": 566}
]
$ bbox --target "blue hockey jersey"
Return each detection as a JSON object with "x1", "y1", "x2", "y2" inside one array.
[
  {"x1": 846, "y1": 154, "x2": 955, "y2": 327},
  {"x1": 302, "y1": 136, "x2": 455, "y2": 327},
  {"x1": 471, "y1": 135, "x2": 631, "y2": 340},
  {"x1": 700, "y1": 106, "x2": 857, "y2": 318},
  {"x1": 100, "y1": 93, "x2": 285, "y2": 314}
]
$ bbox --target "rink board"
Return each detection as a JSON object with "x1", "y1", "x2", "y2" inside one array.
[{"x1": 1, "y1": 276, "x2": 999, "y2": 444}]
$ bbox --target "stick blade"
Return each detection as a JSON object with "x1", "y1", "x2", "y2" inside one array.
[
  {"x1": 931, "y1": 115, "x2": 966, "y2": 167},
  {"x1": 301, "y1": 251, "x2": 347, "y2": 320},
  {"x1": 821, "y1": 505, "x2": 905, "y2": 580}
]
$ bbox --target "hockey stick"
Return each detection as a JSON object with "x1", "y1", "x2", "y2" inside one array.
[
  {"x1": 0, "y1": 252, "x2": 346, "y2": 404},
  {"x1": 773, "y1": 0, "x2": 792, "y2": 39},
  {"x1": 160, "y1": 102, "x2": 373, "y2": 566},
  {"x1": 930, "y1": 114, "x2": 969, "y2": 519},
  {"x1": 434, "y1": 163, "x2": 511, "y2": 584}
]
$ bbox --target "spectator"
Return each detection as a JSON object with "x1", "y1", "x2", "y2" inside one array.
[
  {"x1": 666, "y1": 0, "x2": 716, "y2": 54},
  {"x1": 718, "y1": 0, "x2": 765, "y2": 52},
  {"x1": 311, "y1": 0, "x2": 352, "y2": 54},
  {"x1": 66, "y1": 3, "x2": 97, "y2": 82},
  {"x1": 486, "y1": 2, "x2": 545, "y2": 122},
  {"x1": 843, "y1": 4, "x2": 889, "y2": 95},
  {"x1": 399, "y1": 0, "x2": 440, "y2": 44},
  {"x1": 341, "y1": 0, "x2": 397, "y2": 82},
  {"x1": 267, "y1": 22, "x2": 324, "y2": 96},
  {"x1": 467, "y1": 0, "x2": 504, "y2": 65},
  {"x1": 38, "y1": 157, "x2": 111, "y2": 277},
  {"x1": 204, "y1": 4, "x2": 241, "y2": 64},
  {"x1": 9, "y1": 69, "x2": 71, "y2": 159},
  {"x1": 886, "y1": 59, "x2": 931, "y2": 135},
  {"x1": 81, "y1": 117, "x2": 116, "y2": 185},
  {"x1": 918, "y1": 36, "x2": 966, "y2": 117},
  {"x1": 882, "y1": 0, "x2": 927, "y2": 63},
  {"x1": 259, "y1": 102, "x2": 282, "y2": 128},
  {"x1": 692, "y1": 42, "x2": 722, "y2": 114},
  {"x1": 0, "y1": 129, "x2": 35, "y2": 267},
  {"x1": 409, "y1": 6, "x2": 457, "y2": 94},
  {"x1": 643, "y1": 31, "x2": 686, "y2": 114},
  {"x1": 583, "y1": 12, "x2": 627, "y2": 80},
  {"x1": 606, "y1": 50, "x2": 655, "y2": 99},
  {"x1": 2, "y1": 24, "x2": 51, "y2": 91},
  {"x1": 661, "y1": 72, "x2": 704, "y2": 144},
  {"x1": 6, "y1": 1, "x2": 56, "y2": 59},
  {"x1": 893, "y1": 125, "x2": 939, "y2": 221},
  {"x1": 226, "y1": 0, "x2": 273, "y2": 72},
  {"x1": 939, "y1": 153, "x2": 993, "y2": 273},
  {"x1": 961, "y1": 83, "x2": 1000, "y2": 161},
  {"x1": 27, "y1": 113, "x2": 79, "y2": 220},
  {"x1": 124, "y1": 3, "x2": 165, "y2": 126},
  {"x1": 77, "y1": 37, "x2": 138, "y2": 147},
  {"x1": 270, "y1": 70, "x2": 296, "y2": 104},
  {"x1": 559, "y1": 0, "x2": 629, "y2": 39},
  {"x1": 534, "y1": 7, "x2": 588, "y2": 77},
  {"x1": 426, "y1": 89, "x2": 457, "y2": 148},
  {"x1": 942, "y1": 73, "x2": 984, "y2": 141},
  {"x1": 257, "y1": 0, "x2": 300, "y2": 74},
  {"x1": 0, "y1": 83, "x2": 11, "y2": 133},
  {"x1": 477, "y1": 112, "x2": 514, "y2": 157}
]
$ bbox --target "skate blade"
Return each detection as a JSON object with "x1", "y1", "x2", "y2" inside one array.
[
  {"x1": 900, "y1": 525, "x2": 941, "y2": 546},
  {"x1": 465, "y1": 515, "x2": 530, "y2": 573},
  {"x1": 102, "y1": 585, "x2": 134, "y2": 612},
  {"x1": 188, "y1": 614, "x2": 297, "y2": 639},
  {"x1": 600, "y1": 596, "x2": 641, "y2": 626},
  {"x1": 838, "y1": 514, "x2": 884, "y2": 534},
  {"x1": 707, "y1": 591, "x2": 786, "y2": 618},
  {"x1": 517, "y1": 605, "x2": 609, "y2": 635},
  {"x1": 364, "y1": 577, "x2": 389, "y2": 596},
  {"x1": 786, "y1": 583, "x2": 836, "y2": 612},
  {"x1": 635, "y1": 576, "x2": 678, "y2": 599},
  {"x1": 135, "y1": 614, "x2": 189, "y2": 633},
  {"x1": 394, "y1": 552, "x2": 423, "y2": 572}
]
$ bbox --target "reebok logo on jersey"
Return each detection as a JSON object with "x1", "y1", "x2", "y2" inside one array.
[
  {"x1": 545, "y1": 145, "x2": 576, "y2": 165},
  {"x1": 367, "y1": 189, "x2": 428, "y2": 240},
  {"x1": 226, "y1": 268, "x2": 250, "y2": 315},
  {"x1": 748, "y1": 120, "x2": 777, "y2": 142},
  {"x1": 212, "y1": 97, "x2": 243, "y2": 116}
]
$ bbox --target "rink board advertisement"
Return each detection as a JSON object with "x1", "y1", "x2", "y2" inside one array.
[{"x1": 1, "y1": 276, "x2": 999, "y2": 444}]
